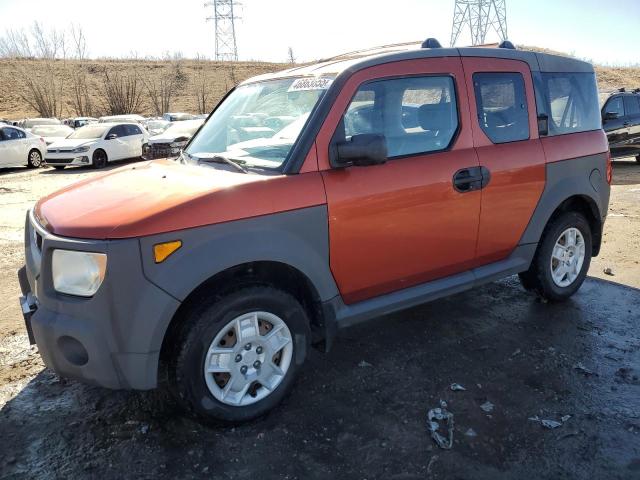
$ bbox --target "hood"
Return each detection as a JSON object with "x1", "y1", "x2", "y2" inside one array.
[
  {"x1": 34, "y1": 159, "x2": 326, "y2": 239},
  {"x1": 47, "y1": 138, "x2": 96, "y2": 149},
  {"x1": 43, "y1": 135, "x2": 69, "y2": 145},
  {"x1": 148, "y1": 133, "x2": 189, "y2": 144}
]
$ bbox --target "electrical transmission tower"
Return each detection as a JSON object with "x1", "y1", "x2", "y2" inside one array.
[
  {"x1": 205, "y1": 0, "x2": 240, "y2": 61},
  {"x1": 450, "y1": 0, "x2": 508, "y2": 47}
]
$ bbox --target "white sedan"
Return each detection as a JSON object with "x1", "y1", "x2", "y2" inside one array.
[
  {"x1": 45, "y1": 122, "x2": 150, "y2": 170},
  {"x1": 31, "y1": 125, "x2": 74, "y2": 146},
  {"x1": 0, "y1": 125, "x2": 46, "y2": 169}
]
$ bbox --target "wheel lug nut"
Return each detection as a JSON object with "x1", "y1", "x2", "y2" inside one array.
[
  {"x1": 256, "y1": 346, "x2": 263, "y2": 354},
  {"x1": 244, "y1": 343, "x2": 251, "y2": 351},
  {"x1": 240, "y1": 365, "x2": 248, "y2": 374},
  {"x1": 235, "y1": 354, "x2": 242, "y2": 363},
  {"x1": 253, "y1": 360, "x2": 261, "y2": 369}
]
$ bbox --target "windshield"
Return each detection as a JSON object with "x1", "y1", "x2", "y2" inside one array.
[
  {"x1": 186, "y1": 77, "x2": 333, "y2": 169},
  {"x1": 25, "y1": 118, "x2": 60, "y2": 128},
  {"x1": 68, "y1": 125, "x2": 109, "y2": 139},
  {"x1": 32, "y1": 125, "x2": 73, "y2": 137},
  {"x1": 163, "y1": 120, "x2": 203, "y2": 137}
]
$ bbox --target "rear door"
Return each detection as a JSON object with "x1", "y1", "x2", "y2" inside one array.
[
  {"x1": 461, "y1": 57, "x2": 546, "y2": 265},
  {"x1": 0, "y1": 127, "x2": 26, "y2": 166},
  {"x1": 623, "y1": 95, "x2": 640, "y2": 156},
  {"x1": 602, "y1": 95, "x2": 628, "y2": 157},
  {"x1": 317, "y1": 58, "x2": 482, "y2": 304}
]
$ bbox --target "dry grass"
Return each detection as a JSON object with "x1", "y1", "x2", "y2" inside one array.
[
  {"x1": 0, "y1": 58, "x2": 286, "y2": 119},
  {"x1": 0, "y1": 51, "x2": 638, "y2": 120}
]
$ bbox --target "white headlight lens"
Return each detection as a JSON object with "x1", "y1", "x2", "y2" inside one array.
[{"x1": 52, "y1": 250, "x2": 107, "y2": 297}]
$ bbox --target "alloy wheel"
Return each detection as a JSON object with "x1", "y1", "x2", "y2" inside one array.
[{"x1": 550, "y1": 227, "x2": 586, "y2": 287}]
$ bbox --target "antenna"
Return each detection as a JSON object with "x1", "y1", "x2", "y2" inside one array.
[
  {"x1": 450, "y1": 0, "x2": 508, "y2": 47},
  {"x1": 205, "y1": 0, "x2": 240, "y2": 61}
]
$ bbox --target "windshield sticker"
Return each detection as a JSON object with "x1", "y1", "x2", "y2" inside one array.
[{"x1": 288, "y1": 77, "x2": 333, "y2": 92}]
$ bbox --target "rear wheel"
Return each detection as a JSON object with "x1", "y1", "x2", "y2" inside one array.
[
  {"x1": 518, "y1": 211, "x2": 592, "y2": 301},
  {"x1": 92, "y1": 149, "x2": 108, "y2": 169},
  {"x1": 27, "y1": 149, "x2": 42, "y2": 168},
  {"x1": 168, "y1": 286, "x2": 310, "y2": 423}
]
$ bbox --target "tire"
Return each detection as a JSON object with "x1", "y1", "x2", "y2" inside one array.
[
  {"x1": 168, "y1": 286, "x2": 310, "y2": 423},
  {"x1": 53, "y1": 165, "x2": 66, "y2": 170},
  {"x1": 636, "y1": 155, "x2": 639, "y2": 164},
  {"x1": 518, "y1": 211, "x2": 592, "y2": 301},
  {"x1": 27, "y1": 149, "x2": 42, "y2": 168},
  {"x1": 92, "y1": 149, "x2": 108, "y2": 169}
]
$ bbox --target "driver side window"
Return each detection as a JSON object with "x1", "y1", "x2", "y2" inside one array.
[{"x1": 605, "y1": 97, "x2": 625, "y2": 117}]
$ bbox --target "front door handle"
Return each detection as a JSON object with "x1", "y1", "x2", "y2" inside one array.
[{"x1": 453, "y1": 166, "x2": 490, "y2": 193}]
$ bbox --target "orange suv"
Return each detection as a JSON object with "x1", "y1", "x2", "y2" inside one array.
[{"x1": 19, "y1": 39, "x2": 611, "y2": 422}]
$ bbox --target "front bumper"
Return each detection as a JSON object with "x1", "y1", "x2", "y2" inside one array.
[
  {"x1": 44, "y1": 154, "x2": 91, "y2": 166},
  {"x1": 19, "y1": 210, "x2": 180, "y2": 389}
]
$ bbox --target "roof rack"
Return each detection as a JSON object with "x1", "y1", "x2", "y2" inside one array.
[
  {"x1": 421, "y1": 38, "x2": 442, "y2": 48},
  {"x1": 498, "y1": 40, "x2": 516, "y2": 49}
]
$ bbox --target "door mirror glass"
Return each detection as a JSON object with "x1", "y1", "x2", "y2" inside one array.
[
  {"x1": 333, "y1": 134, "x2": 388, "y2": 167},
  {"x1": 106, "y1": 133, "x2": 118, "y2": 140},
  {"x1": 603, "y1": 111, "x2": 620, "y2": 121}
]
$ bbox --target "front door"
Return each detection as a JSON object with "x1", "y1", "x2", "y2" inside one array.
[
  {"x1": 602, "y1": 95, "x2": 628, "y2": 158},
  {"x1": 461, "y1": 57, "x2": 546, "y2": 265},
  {"x1": 104, "y1": 125, "x2": 129, "y2": 161},
  {"x1": 623, "y1": 95, "x2": 640, "y2": 156},
  {"x1": 317, "y1": 58, "x2": 481, "y2": 304}
]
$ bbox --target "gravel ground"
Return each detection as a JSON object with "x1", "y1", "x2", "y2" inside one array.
[{"x1": 0, "y1": 159, "x2": 639, "y2": 479}]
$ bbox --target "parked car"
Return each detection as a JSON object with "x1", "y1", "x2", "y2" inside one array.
[
  {"x1": 0, "y1": 125, "x2": 46, "y2": 168},
  {"x1": 145, "y1": 119, "x2": 172, "y2": 136},
  {"x1": 143, "y1": 119, "x2": 204, "y2": 159},
  {"x1": 19, "y1": 40, "x2": 610, "y2": 423},
  {"x1": 45, "y1": 122, "x2": 149, "y2": 169},
  {"x1": 98, "y1": 114, "x2": 146, "y2": 124},
  {"x1": 162, "y1": 112, "x2": 196, "y2": 122},
  {"x1": 601, "y1": 88, "x2": 640, "y2": 163},
  {"x1": 68, "y1": 117, "x2": 98, "y2": 129},
  {"x1": 18, "y1": 118, "x2": 61, "y2": 131},
  {"x1": 30, "y1": 125, "x2": 74, "y2": 146}
]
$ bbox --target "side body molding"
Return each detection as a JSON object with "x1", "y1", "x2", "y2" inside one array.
[
  {"x1": 518, "y1": 153, "x2": 610, "y2": 247},
  {"x1": 139, "y1": 206, "x2": 339, "y2": 303}
]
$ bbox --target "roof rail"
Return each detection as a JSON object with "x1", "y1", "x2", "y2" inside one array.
[
  {"x1": 498, "y1": 40, "x2": 516, "y2": 50},
  {"x1": 421, "y1": 38, "x2": 442, "y2": 49}
]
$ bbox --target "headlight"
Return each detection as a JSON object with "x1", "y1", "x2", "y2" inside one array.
[
  {"x1": 52, "y1": 250, "x2": 107, "y2": 297},
  {"x1": 170, "y1": 141, "x2": 187, "y2": 148},
  {"x1": 72, "y1": 145, "x2": 91, "y2": 153}
]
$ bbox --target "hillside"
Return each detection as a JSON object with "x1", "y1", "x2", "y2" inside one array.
[
  {"x1": 0, "y1": 52, "x2": 638, "y2": 120},
  {"x1": 0, "y1": 58, "x2": 287, "y2": 119}
]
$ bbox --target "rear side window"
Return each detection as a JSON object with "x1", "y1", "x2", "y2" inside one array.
[
  {"x1": 473, "y1": 72, "x2": 529, "y2": 144},
  {"x1": 341, "y1": 76, "x2": 459, "y2": 158},
  {"x1": 2, "y1": 127, "x2": 25, "y2": 140},
  {"x1": 537, "y1": 72, "x2": 601, "y2": 136},
  {"x1": 623, "y1": 96, "x2": 640, "y2": 115},
  {"x1": 604, "y1": 97, "x2": 625, "y2": 117}
]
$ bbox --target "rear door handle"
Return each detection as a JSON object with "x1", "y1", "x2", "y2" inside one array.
[{"x1": 453, "y1": 166, "x2": 490, "y2": 193}]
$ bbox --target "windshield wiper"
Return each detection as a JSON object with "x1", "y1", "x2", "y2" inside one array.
[{"x1": 195, "y1": 154, "x2": 249, "y2": 173}]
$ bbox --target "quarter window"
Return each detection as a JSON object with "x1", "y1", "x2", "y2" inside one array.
[
  {"x1": 2, "y1": 127, "x2": 25, "y2": 140},
  {"x1": 473, "y1": 72, "x2": 529, "y2": 143},
  {"x1": 340, "y1": 76, "x2": 459, "y2": 158}
]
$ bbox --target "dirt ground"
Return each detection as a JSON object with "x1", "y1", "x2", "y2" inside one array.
[{"x1": 0, "y1": 158, "x2": 639, "y2": 479}]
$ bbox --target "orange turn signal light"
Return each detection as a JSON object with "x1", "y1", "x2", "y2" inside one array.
[{"x1": 153, "y1": 240, "x2": 182, "y2": 263}]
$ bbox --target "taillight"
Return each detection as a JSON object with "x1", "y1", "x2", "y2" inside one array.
[{"x1": 606, "y1": 150, "x2": 612, "y2": 185}]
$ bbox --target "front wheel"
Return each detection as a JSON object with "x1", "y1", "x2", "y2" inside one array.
[
  {"x1": 27, "y1": 149, "x2": 42, "y2": 168},
  {"x1": 168, "y1": 286, "x2": 310, "y2": 423},
  {"x1": 519, "y1": 211, "x2": 592, "y2": 301},
  {"x1": 92, "y1": 149, "x2": 108, "y2": 169}
]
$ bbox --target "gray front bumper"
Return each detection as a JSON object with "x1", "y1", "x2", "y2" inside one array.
[{"x1": 20, "y1": 210, "x2": 181, "y2": 390}]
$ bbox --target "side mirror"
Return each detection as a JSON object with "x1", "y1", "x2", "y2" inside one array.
[
  {"x1": 332, "y1": 134, "x2": 388, "y2": 168},
  {"x1": 603, "y1": 111, "x2": 619, "y2": 121},
  {"x1": 106, "y1": 133, "x2": 117, "y2": 140}
]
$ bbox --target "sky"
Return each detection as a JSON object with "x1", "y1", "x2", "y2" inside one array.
[{"x1": 0, "y1": 0, "x2": 638, "y2": 66}]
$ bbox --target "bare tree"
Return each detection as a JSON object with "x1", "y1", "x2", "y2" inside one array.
[
  {"x1": 70, "y1": 67, "x2": 94, "y2": 117},
  {"x1": 193, "y1": 69, "x2": 210, "y2": 114},
  {"x1": 99, "y1": 69, "x2": 144, "y2": 115},
  {"x1": 0, "y1": 28, "x2": 33, "y2": 58},
  {"x1": 70, "y1": 24, "x2": 87, "y2": 60},
  {"x1": 14, "y1": 62, "x2": 64, "y2": 117},
  {"x1": 144, "y1": 74, "x2": 176, "y2": 116},
  {"x1": 287, "y1": 47, "x2": 295, "y2": 65}
]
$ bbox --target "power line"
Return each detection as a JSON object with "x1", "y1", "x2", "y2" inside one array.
[
  {"x1": 205, "y1": 0, "x2": 240, "y2": 61},
  {"x1": 450, "y1": 0, "x2": 508, "y2": 47}
]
